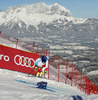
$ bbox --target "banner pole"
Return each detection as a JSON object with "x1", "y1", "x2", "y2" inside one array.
[{"x1": 16, "y1": 39, "x2": 18, "y2": 49}]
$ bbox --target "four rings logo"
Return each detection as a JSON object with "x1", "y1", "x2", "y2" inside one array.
[{"x1": 14, "y1": 55, "x2": 35, "y2": 68}]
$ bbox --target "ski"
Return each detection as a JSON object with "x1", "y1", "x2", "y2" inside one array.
[{"x1": 27, "y1": 74, "x2": 46, "y2": 79}]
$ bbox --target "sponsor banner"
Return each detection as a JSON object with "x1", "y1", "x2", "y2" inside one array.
[{"x1": 0, "y1": 44, "x2": 39, "y2": 75}]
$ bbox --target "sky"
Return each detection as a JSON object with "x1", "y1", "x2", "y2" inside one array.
[{"x1": 0, "y1": 0, "x2": 98, "y2": 19}]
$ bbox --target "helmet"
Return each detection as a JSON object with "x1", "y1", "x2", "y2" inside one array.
[
  {"x1": 42, "y1": 56, "x2": 50, "y2": 62},
  {"x1": 42, "y1": 56, "x2": 46, "y2": 62}
]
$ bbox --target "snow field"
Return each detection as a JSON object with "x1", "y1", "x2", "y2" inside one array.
[{"x1": 0, "y1": 68, "x2": 98, "y2": 100}]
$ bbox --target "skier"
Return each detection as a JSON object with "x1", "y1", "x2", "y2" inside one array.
[{"x1": 34, "y1": 56, "x2": 50, "y2": 77}]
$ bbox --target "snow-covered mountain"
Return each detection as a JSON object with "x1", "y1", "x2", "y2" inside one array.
[
  {"x1": 0, "y1": 2, "x2": 98, "y2": 42},
  {"x1": 0, "y1": 2, "x2": 84, "y2": 26},
  {"x1": 0, "y1": 3, "x2": 87, "y2": 35}
]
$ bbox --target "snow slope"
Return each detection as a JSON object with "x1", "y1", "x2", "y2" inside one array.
[
  {"x1": 0, "y1": 68, "x2": 98, "y2": 100},
  {"x1": 0, "y1": 36, "x2": 98, "y2": 100}
]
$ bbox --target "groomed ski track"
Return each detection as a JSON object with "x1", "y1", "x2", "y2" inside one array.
[{"x1": 0, "y1": 69, "x2": 98, "y2": 100}]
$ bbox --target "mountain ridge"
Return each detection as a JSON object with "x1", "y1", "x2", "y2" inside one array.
[
  {"x1": 0, "y1": 2, "x2": 85, "y2": 26},
  {"x1": 0, "y1": 2, "x2": 98, "y2": 41}
]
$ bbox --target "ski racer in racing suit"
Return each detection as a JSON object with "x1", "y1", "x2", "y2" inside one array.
[{"x1": 34, "y1": 56, "x2": 49, "y2": 77}]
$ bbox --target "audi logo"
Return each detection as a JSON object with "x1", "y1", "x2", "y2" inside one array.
[{"x1": 14, "y1": 55, "x2": 35, "y2": 68}]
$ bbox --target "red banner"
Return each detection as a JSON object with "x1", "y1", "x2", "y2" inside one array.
[{"x1": 0, "y1": 44, "x2": 39, "y2": 75}]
